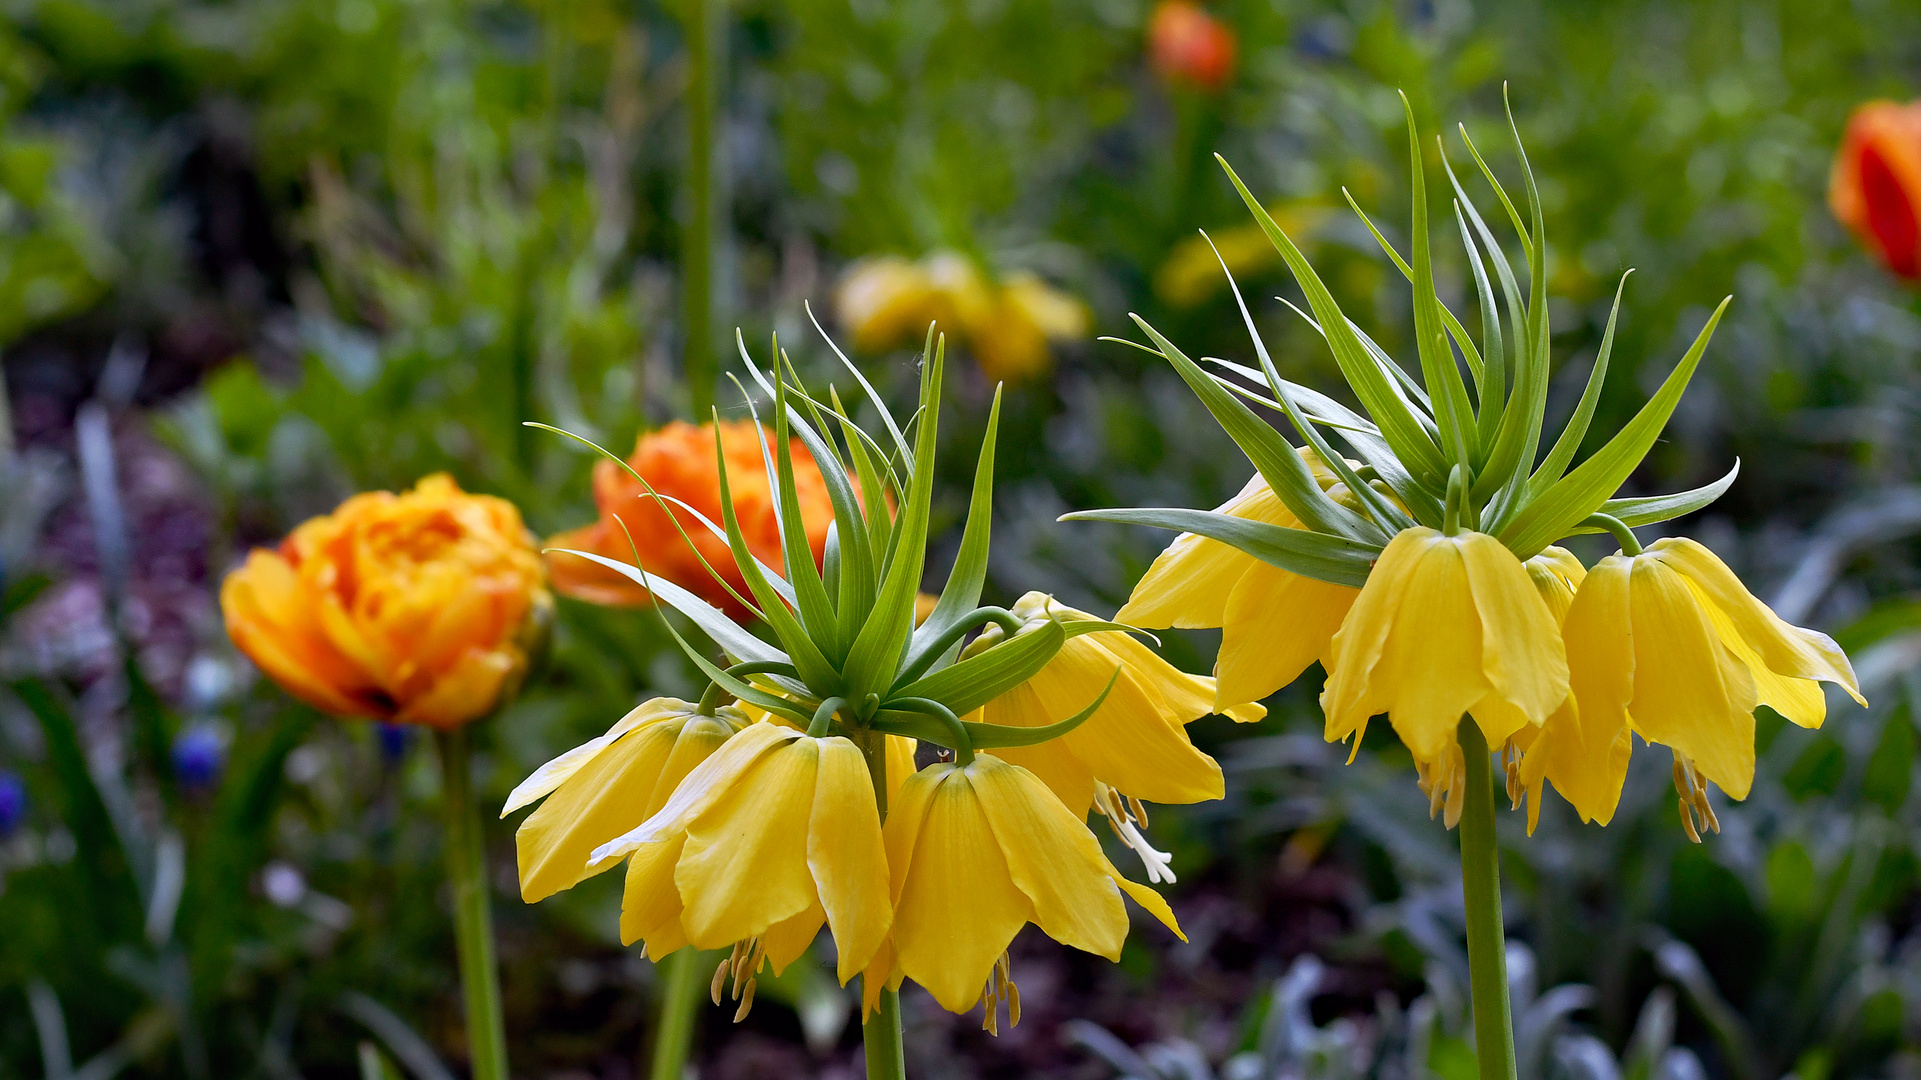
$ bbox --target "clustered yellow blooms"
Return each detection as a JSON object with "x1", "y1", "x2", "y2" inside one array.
[
  {"x1": 509, "y1": 340, "x2": 1224, "y2": 1033},
  {"x1": 1078, "y1": 99, "x2": 1867, "y2": 838},
  {"x1": 835, "y1": 251, "x2": 1089, "y2": 381}
]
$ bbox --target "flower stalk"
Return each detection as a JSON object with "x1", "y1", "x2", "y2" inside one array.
[
  {"x1": 854, "y1": 728, "x2": 907, "y2": 1080},
  {"x1": 1456, "y1": 718, "x2": 1516, "y2": 1080},
  {"x1": 437, "y1": 727, "x2": 510, "y2": 1080},
  {"x1": 647, "y1": 947, "x2": 709, "y2": 1080}
]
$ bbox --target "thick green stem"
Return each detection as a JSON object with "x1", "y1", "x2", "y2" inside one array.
[
  {"x1": 681, "y1": 0, "x2": 719, "y2": 418},
  {"x1": 436, "y1": 728, "x2": 509, "y2": 1080},
  {"x1": 854, "y1": 730, "x2": 907, "y2": 1080},
  {"x1": 649, "y1": 947, "x2": 708, "y2": 1080},
  {"x1": 1456, "y1": 718, "x2": 1517, "y2": 1080}
]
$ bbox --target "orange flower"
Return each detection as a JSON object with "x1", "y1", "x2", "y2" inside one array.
[
  {"x1": 221, "y1": 474, "x2": 550, "y2": 729},
  {"x1": 1148, "y1": 1, "x2": 1236, "y2": 93},
  {"x1": 1831, "y1": 100, "x2": 1921, "y2": 281},
  {"x1": 545, "y1": 421, "x2": 835, "y2": 616}
]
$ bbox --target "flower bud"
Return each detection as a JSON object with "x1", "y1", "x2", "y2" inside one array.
[
  {"x1": 1831, "y1": 100, "x2": 1921, "y2": 281},
  {"x1": 1148, "y1": 1, "x2": 1237, "y2": 93}
]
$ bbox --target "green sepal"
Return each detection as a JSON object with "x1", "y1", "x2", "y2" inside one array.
[
  {"x1": 1060, "y1": 507, "x2": 1379, "y2": 589},
  {"x1": 1498, "y1": 297, "x2": 1731, "y2": 559}
]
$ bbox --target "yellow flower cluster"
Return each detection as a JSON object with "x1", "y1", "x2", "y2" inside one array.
[
  {"x1": 507, "y1": 594, "x2": 1236, "y2": 1022},
  {"x1": 1122, "y1": 469, "x2": 1864, "y2": 834},
  {"x1": 835, "y1": 251, "x2": 1088, "y2": 381}
]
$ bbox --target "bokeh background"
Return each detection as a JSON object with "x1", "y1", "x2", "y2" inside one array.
[{"x1": 5, "y1": 0, "x2": 1921, "y2": 1077}]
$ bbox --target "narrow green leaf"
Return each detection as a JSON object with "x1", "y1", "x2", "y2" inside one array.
[
  {"x1": 1218, "y1": 155, "x2": 1449, "y2": 485},
  {"x1": 768, "y1": 369, "x2": 841, "y2": 650},
  {"x1": 1498, "y1": 298, "x2": 1732, "y2": 559},
  {"x1": 914, "y1": 385, "x2": 1003, "y2": 655},
  {"x1": 1061, "y1": 507, "x2": 1380, "y2": 589},
  {"x1": 548, "y1": 549, "x2": 790, "y2": 667},
  {"x1": 1131, "y1": 315, "x2": 1376, "y2": 543},
  {"x1": 1342, "y1": 185, "x2": 1488, "y2": 394},
  {"x1": 842, "y1": 334, "x2": 943, "y2": 701},
  {"x1": 888, "y1": 617, "x2": 1066, "y2": 716},
  {"x1": 807, "y1": 299, "x2": 912, "y2": 466},
  {"x1": 1528, "y1": 270, "x2": 1633, "y2": 497},
  {"x1": 1455, "y1": 199, "x2": 1505, "y2": 454},
  {"x1": 1400, "y1": 94, "x2": 1477, "y2": 468},
  {"x1": 1569, "y1": 460, "x2": 1740, "y2": 532}
]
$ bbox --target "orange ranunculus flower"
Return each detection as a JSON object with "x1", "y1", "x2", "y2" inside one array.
[
  {"x1": 1831, "y1": 100, "x2": 1921, "y2": 281},
  {"x1": 221, "y1": 474, "x2": 551, "y2": 729},
  {"x1": 1147, "y1": 0, "x2": 1236, "y2": 93},
  {"x1": 545, "y1": 420, "x2": 835, "y2": 616}
]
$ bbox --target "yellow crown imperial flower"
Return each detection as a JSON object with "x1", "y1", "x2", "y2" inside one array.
[
  {"x1": 515, "y1": 327, "x2": 1217, "y2": 1045},
  {"x1": 589, "y1": 722, "x2": 892, "y2": 997},
  {"x1": 1557, "y1": 537, "x2": 1863, "y2": 838},
  {"x1": 861, "y1": 753, "x2": 1184, "y2": 1025},
  {"x1": 504, "y1": 697, "x2": 747, "y2": 903}
]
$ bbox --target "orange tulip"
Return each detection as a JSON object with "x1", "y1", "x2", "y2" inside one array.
[
  {"x1": 221, "y1": 474, "x2": 551, "y2": 729},
  {"x1": 1831, "y1": 100, "x2": 1921, "y2": 281},
  {"x1": 1148, "y1": 0, "x2": 1236, "y2": 93},
  {"x1": 545, "y1": 421, "x2": 835, "y2": 616}
]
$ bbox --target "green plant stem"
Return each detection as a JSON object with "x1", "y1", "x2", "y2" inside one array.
[
  {"x1": 649, "y1": 947, "x2": 708, "y2": 1080},
  {"x1": 1456, "y1": 718, "x2": 1517, "y2": 1080},
  {"x1": 436, "y1": 728, "x2": 509, "y2": 1080},
  {"x1": 681, "y1": 0, "x2": 718, "y2": 418},
  {"x1": 855, "y1": 730, "x2": 907, "y2": 1080}
]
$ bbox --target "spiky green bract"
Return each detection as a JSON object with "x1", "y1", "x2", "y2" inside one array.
[
  {"x1": 541, "y1": 325, "x2": 1114, "y2": 759},
  {"x1": 1067, "y1": 89, "x2": 1736, "y2": 578}
]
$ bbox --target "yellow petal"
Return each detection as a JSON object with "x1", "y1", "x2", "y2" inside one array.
[
  {"x1": 1368, "y1": 533, "x2": 1490, "y2": 763},
  {"x1": 968, "y1": 756, "x2": 1128, "y2": 960},
  {"x1": 985, "y1": 705, "x2": 1098, "y2": 815},
  {"x1": 1106, "y1": 865, "x2": 1185, "y2": 940},
  {"x1": 885, "y1": 735, "x2": 918, "y2": 807},
  {"x1": 595, "y1": 721, "x2": 797, "y2": 860},
  {"x1": 674, "y1": 738, "x2": 820, "y2": 948},
  {"x1": 1525, "y1": 546, "x2": 1587, "y2": 625},
  {"x1": 1115, "y1": 474, "x2": 1292, "y2": 630},
  {"x1": 1085, "y1": 628, "x2": 1219, "y2": 723},
  {"x1": 1652, "y1": 538, "x2": 1864, "y2": 707},
  {"x1": 760, "y1": 899, "x2": 826, "y2": 977},
  {"x1": 504, "y1": 698, "x2": 698, "y2": 816},
  {"x1": 516, "y1": 716, "x2": 682, "y2": 902},
  {"x1": 888, "y1": 764, "x2": 1032, "y2": 1013},
  {"x1": 1321, "y1": 527, "x2": 1430, "y2": 745},
  {"x1": 618, "y1": 836, "x2": 687, "y2": 951},
  {"x1": 1545, "y1": 556, "x2": 1637, "y2": 824},
  {"x1": 1458, "y1": 531, "x2": 1569, "y2": 737},
  {"x1": 1685, "y1": 578, "x2": 1828, "y2": 729},
  {"x1": 643, "y1": 713, "x2": 742, "y2": 820},
  {"x1": 1626, "y1": 556, "x2": 1759, "y2": 799},
  {"x1": 808, "y1": 737, "x2": 892, "y2": 982},
  {"x1": 1216, "y1": 560, "x2": 1356, "y2": 709}
]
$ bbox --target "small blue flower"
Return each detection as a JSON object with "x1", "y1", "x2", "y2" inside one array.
[
  {"x1": 172, "y1": 726, "x2": 227, "y2": 791},
  {"x1": 0, "y1": 770, "x2": 25, "y2": 836},
  {"x1": 378, "y1": 723, "x2": 412, "y2": 765}
]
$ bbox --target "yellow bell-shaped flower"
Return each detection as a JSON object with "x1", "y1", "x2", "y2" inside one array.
[
  {"x1": 505, "y1": 697, "x2": 747, "y2": 902},
  {"x1": 1321, "y1": 527, "x2": 1569, "y2": 771},
  {"x1": 970, "y1": 592, "x2": 1261, "y2": 816},
  {"x1": 1510, "y1": 549, "x2": 1631, "y2": 832},
  {"x1": 1116, "y1": 459, "x2": 1362, "y2": 711},
  {"x1": 593, "y1": 722, "x2": 892, "y2": 986},
  {"x1": 1561, "y1": 538, "x2": 1865, "y2": 810},
  {"x1": 864, "y1": 753, "x2": 1183, "y2": 1019}
]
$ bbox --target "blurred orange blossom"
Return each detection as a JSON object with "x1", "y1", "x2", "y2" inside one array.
[
  {"x1": 545, "y1": 420, "x2": 835, "y2": 616},
  {"x1": 220, "y1": 474, "x2": 551, "y2": 729},
  {"x1": 1832, "y1": 100, "x2": 1921, "y2": 281}
]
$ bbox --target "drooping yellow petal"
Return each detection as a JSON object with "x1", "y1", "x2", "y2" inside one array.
[
  {"x1": 1035, "y1": 643, "x2": 1225, "y2": 805},
  {"x1": 1320, "y1": 527, "x2": 1427, "y2": 746},
  {"x1": 1652, "y1": 538, "x2": 1865, "y2": 709},
  {"x1": 760, "y1": 900, "x2": 827, "y2": 977},
  {"x1": 593, "y1": 721, "x2": 797, "y2": 861},
  {"x1": 515, "y1": 717, "x2": 682, "y2": 902},
  {"x1": 888, "y1": 764, "x2": 1034, "y2": 1013},
  {"x1": 504, "y1": 698, "x2": 697, "y2": 816},
  {"x1": 985, "y1": 700, "x2": 1099, "y2": 814},
  {"x1": 1519, "y1": 550, "x2": 1627, "y2": 829},
  {"x1": 1624, "y1": 557, "x2": 1759, "y2": 799},
  {"x1": 1116, "y1": 474, "x2": 1292, "y2": 630},
  {"x1": 1686, "y1": 580, "x2": 1828, "y2": 729},
  {"x1": 885, "y1": 735, "x2": 918, "y2": 807},
  {"x1": 1525, "y1": 546, "x2": 1587, "y2": 624},
  {"x1": 1459, "y1": 531, "x2": 1569, "y2": 740},
  {"x1": 674, "y1": 738, "x2": 819, "y2": 949},
  {"x1": 642, "y1": 715, "x2": 741, "y2": 820},
  {"x1": 968, "y1": 755, "x2": 1129, "y2": 960},
  {"x1": 619, "y1": 835, "x2": 687, "y2": 953},
  {"x1": 808, "y1": 737, "x2": 892, "y2": 982},
  {"x1": 1215, "y1": 561, "x2": 1356, "y2": 709}
]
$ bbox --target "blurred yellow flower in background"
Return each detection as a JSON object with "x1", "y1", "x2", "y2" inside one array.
[
  {"x1": 834, "y1": 251, "x2": 1089, "y2": 381},
  {"x1": 220, "y1": 473, "x2": 550, "y2": 729},
  {"x1": 1153, "y1": 200, "x2": 1331, "y2": 307}
]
